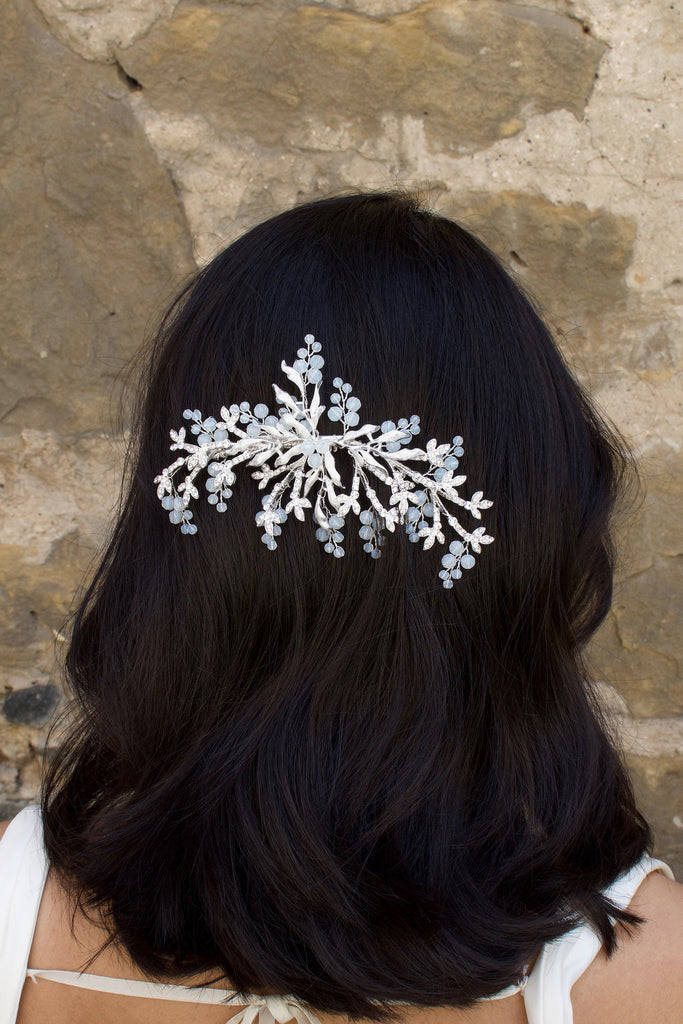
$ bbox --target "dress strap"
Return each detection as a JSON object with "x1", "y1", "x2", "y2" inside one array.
[
  {"x1": 523, "y1": 855, "x2": 675, "y2": 1024},
  {"x1": 26, "y1": 971, "x2": 323, "y2": 1024}
]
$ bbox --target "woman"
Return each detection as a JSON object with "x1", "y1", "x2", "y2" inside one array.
[{"x1": 1, "y1": 191, "x2": 681, "y2": 1024}]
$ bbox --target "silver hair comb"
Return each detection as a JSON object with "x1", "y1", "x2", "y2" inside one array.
[{"x1": 154, "y1": 334, "x2": 494, "y2": 587}]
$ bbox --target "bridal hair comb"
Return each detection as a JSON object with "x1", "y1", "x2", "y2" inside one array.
[{"x1": 154, "y1": 334, "x2": 494, "y2": 588}]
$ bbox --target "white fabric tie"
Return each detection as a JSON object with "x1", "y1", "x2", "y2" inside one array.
[
  {"x1": 230, "y1": 996, "x2": 324, "y2": 1024},
  {"x1": 26, "y1": 969, "x2": 324, "y2": 1024}
]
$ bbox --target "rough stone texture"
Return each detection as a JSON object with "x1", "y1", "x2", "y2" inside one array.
[
  {"x1": 3, "y1": 683, "x2": 61, "y2": 727},
  {"x1": 0, "y1": 0, "x2": 194, "y2": 809},
  {"x1": 0, "y1": 0, "x2": 680, "y2": 873},
  {"x1": 117, "y1": 1, "x2": 604, "y2": 182},
  {"x1": 0, "y1": 0, "x2": 194, "y2": 436},
  {"x1": 629, "y1": 756, "x2": 683, "y2": 878},
  {"x1": 33, "y1": 0, "x2": 179, "y2": 62}
]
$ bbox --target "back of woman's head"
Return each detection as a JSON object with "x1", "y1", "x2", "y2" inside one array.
[{"x1": 43, "y1": 190, "x2": 651, "y2": 1017}]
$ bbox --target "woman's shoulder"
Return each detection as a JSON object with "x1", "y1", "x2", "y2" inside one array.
[{"x1": 572, "y1": 869, "x2": 683, "y2": 1023}]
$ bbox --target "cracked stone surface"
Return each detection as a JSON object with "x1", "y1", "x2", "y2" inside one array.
[
  {"x1": 116, "y1": 1, "x2": 604, "y2": 163},
  {"x1": 32, "y1": 0, "x2": 180, "y2": 62},
  {"x1": 0, "y1": 0, "x2": 680, "y2": 872},
  {"x1": 0, "y1": 0, "x2": 195, "y2": 436}
]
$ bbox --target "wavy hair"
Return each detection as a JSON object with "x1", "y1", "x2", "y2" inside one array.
[{"x1": 42, "y1": 190, "x2": 651, "y2": 1018}]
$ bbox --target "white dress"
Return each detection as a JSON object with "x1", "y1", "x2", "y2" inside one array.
[{"x1": 0, "y1": 805, "x2": 674, "y2": 1024}]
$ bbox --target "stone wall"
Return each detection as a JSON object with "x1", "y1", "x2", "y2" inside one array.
[{"x1": 1, "y1": 0, "x2": 681, "y2": 872}]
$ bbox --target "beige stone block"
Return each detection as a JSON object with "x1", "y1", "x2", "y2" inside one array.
[
  {"x1": 117, "y1": 1, "x2": 603, "y2": 157},
  {"x1": 628, "y1": 754, "x2": 683, "y2": 878},
  {"x1": 33, "y1": 0, "x2": 179, "y2": 62},
  {"x1": 0, "y1": 0, "x2": 194, "y2": 436},
  {"x1": 0, "y1": 431, "x2": 123, "y2": 670},
  {"x1": 438, "y1": 190, "x2": 636, "y2": 336}
]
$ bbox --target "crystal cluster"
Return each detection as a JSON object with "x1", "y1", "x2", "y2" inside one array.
[{"x1": 154, "y1": 334, "x2": 494, "y2": 587}]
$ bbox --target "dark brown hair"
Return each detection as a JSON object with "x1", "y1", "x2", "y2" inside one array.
[{"x1": 43, "y1": 191, "x2": 651, "y2": 1019}]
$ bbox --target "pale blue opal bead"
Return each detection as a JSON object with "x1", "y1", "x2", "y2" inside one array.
[
  {"x1": 408, "y1": 533, "x2": 420, "y2": 543},
  {"x1": 173, "y1": 496, "x2": 184, "y2": 509},
  {"x1": 246, "y1": 423, "x2": 260, "y2": 437},
  {"x1": 442, "y1": 578, "x2": 454, "y2": 589},
  {"x1": 309, "y1": 355, "x2": 324, "y2": 369},
  {"x1": 198, "y1": 433, "x2": 212, "y2": 445},
  {"x1": 363, "y1": 542, "x2": 372, "y2": 553},
  {"x1": 254, "y1": 403, "x2": 269, "y2": 418},
  {"x1": 161, "y1": 496, "x2": 174, "y2": 510},
  {"x1": 183, "y1": 409, "x2": 193, "y2": 419},
  {"x1": 169, "y1": 509, "x2": 182, "y2": 525},
  {"x1": 329, "y1": 515, "x2": 344, "y2": 528},
  {"x1": 386, "y1": 441, "x2": 401, "y2": 452},
  {"x1": 441, "y1": 553, "x2": 457, "y2": 568},
  {"x1": 216, "y1": 502, "x2": 227, "y2": 513},
  {"x1": 324, "y1": 542, "x2": 334, "y2": 553},
  {"x1": 346, "y1": 396, "x2": 361, "y2": 411},
  {"x1": 359, "y1": 510, "x2": 373, "y2": 524},
  {"x1": 276, "y1": 508, "x2": 288, "y2": 522},
  {"x1": 333, "y1": 548, "x2": 344, "y2": 558},
  {"x1": 208, "y1": 493, "x2": 219, "y2": 505},
  {"x1": 346, "y1": 412, "x2": 359, "y2": 426},
  {"x1": 444, "y1": 456, "x2": 459, "y2": 469},
  {"x1": 265, "y1": 416, "x2": 279, "y2": 426},
  {"x1": 359, "y1": 525, "x2": 373, "y2": 540},
  {"x1": 423, "y1": 503, "x2": 434, "y2": 516},
  {"x1": 406, "y1": 508, "x2": 420, "y2": 523},
  {"x1": 381, "y1": 420, "x2": 395, "y2": 434},
  {"x1": 214, "y1": 429, "x2": 228, "y2": 441},
  {"x1": 308, "y1": 369, "x2": 322, "y2": 384},
  {"x1": 239, "y1": 401, "x2": 250, "y2": 411},
  {"x1": 327, "y1": 407, "x2": 343, "y2": 421},
  {"x1": 307, "y1": 453, "x2": 322, "y2": 468},
  {"x1": 449, "y1": 540, "x2": 465, "y2": 555},
  {"x1": 333, "y1": 377, "x2": 343, "y2": 388},
  {"x1": 297, "y1": 348, "x2": 307, "y2": 358},
  {"x1": 434, "y1": 468, "x2": 447, "y2": 481},
  {"x1": 203, "y1": 417, "x2": 217, "y2": 431},
  {"x1": 315, "y1": 527, "x2": 329, "y2": 541},
  {"x1": 370, "y1": 549, "x2": 381, "y2": 559},
  {"x1": 461, "y1": 554, "x2": 476, "y2": 569}
]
